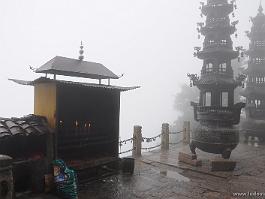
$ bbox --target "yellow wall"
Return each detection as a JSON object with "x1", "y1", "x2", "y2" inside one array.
[{"x1": 34, "y1": 83, "x2": 57, "y2": 129}]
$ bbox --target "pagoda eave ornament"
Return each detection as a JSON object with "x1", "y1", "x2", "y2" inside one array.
[
  {"x1": 187, "y1": 73, "x2": 199, "y2": 87},
  {"x1": 235, "y1": 74, "x2": 247, "y2": 88}
]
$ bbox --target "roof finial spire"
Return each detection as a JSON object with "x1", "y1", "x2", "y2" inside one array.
[
  {"x1": 259, "y1": 0, "x2": 263, "y2": 13},
  {"x1": 79, "y1": 41, "x2": 84, "y2": 61}
]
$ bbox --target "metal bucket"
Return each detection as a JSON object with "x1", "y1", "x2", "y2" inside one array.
[{"x1": 121, "y1": 158, "x2": 135, "y2": 174}]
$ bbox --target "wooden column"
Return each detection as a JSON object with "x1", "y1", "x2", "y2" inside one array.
[
  {"x1": 46, "y1": 132, "x2": 55, "y2": 164},
  {"x1": 161, "y1": 123, "x2": 169, "y2": 150},
  {"x1": 183, "y1": 121, "x2": 191, "y2": 144},
  {"x1": 133, "y1": 126, "x2": 142, "y2": 158}
]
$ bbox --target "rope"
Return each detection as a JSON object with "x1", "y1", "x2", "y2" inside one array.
[
  {"x1": 119, "y1": 128, "x2": 184, "y2": 151},
  {"x1": 119, "y1": 148, "x2": 135, "y2": 155},
  {"x1": 119, "y1": 137, "x2": 134, "y2": 146},
  {"x1": 169, "y1": 140, "x2": 183, "y2": 145},
  {"x1": 141, "y1": 144, "x2": 161, "y2": 151},
  {"x1": 169, "y1": 130, "x2": 183, "y2": 135},
  {"x1": 118, "y1": 127, "x2": 263, "y2": 155},
  {"x1": 142, "y1": 133, "x2": 162, "y2": 142}
]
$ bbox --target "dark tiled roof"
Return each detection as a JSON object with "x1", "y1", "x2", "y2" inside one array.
[
  {"x1": 0, "y1": 115, "x2": 51, "y2": 140},
  {"x1": 35, "y1": 56, "x2": 119, "y2": 79},
  {"x1": 9, "y1": 77, "x2": 140, "y2": 92}
]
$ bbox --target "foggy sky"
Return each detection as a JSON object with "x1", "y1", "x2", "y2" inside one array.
[{"x1": 0, "y1": 0, "x2": 262, "y2": 138}]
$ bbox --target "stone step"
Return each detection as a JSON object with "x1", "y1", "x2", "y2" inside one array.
[
  {"x1": 211, "y1": 159, "x2": 236, "y2": 171},
  {"x1": 178, "y1": 152, "x2": 202, "y2": 167}
]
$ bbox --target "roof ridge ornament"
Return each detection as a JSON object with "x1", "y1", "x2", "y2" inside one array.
[{"x1": 79, "y1": 41, "x2": 84, "y2": 61}]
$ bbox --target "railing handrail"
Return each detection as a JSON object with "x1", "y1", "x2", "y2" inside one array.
[
  {"x1": 119, "y1": 123, "x2": 187, "y2": 155},
  {"x1": 197, "y1": 106, "x2": 233, "y2": 113}
]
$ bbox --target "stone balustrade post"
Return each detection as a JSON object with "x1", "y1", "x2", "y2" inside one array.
[
  {"x1": 161, "y1": 123, "x2": 169, "y2": 150},
  {"x1": 0, "y1": 155, "x2": 13, "y2": 199},
  {"x1": 133, "y1": 125, "x2": 142, "y2": 157},
  {"x1": 183, "y1": 121, "x2": 191, "y2": 144}
]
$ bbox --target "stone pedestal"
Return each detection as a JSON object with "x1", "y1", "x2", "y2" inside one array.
[
  {"x1": 0, "y1": 155, "x2": 14, "y2": 199},
  {"x1": 211, "y1": 158, "x2": 236, "y2": 171},
  {"x1": 178, "y1": 152, "x2": 202, "y2": 167}
]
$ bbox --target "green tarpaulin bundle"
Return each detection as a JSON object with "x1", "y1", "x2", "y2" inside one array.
[{"x1": 52, "y1": 159, "x2": 78, "y2": 199}]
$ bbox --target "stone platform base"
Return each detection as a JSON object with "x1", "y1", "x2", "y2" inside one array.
[
  {"x1": 210, "y1": 159, "x2": 236, "y2": 171},
  {"x1": 178, "y1": 152, "x2": 202, "y2": 167}
]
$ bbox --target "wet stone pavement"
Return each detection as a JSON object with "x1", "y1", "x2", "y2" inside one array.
[{"x1": 23, "y1": 138, "x2": 265, "y2": 199}]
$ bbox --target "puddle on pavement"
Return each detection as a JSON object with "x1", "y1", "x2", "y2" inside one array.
[{"x1": 152, "y1": 168, "x2": 190, "y2": 182}]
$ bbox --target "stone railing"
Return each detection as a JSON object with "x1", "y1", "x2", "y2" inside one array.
[{"x1": 119, "y1": 121, "x2": 191, "y2": 157}]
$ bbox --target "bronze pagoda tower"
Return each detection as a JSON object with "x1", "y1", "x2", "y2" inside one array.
[
  {"x1": 241, "y1": 3, "x2": 265, "y2": 141},
  {"x1": 188, "y1": 0, "x2": 246, "y2": 159}
]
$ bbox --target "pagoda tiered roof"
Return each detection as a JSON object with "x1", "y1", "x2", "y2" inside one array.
[
  {"x1": 242, "y1": 3, "x2": 265, "y2": 95},
  {"x1": 244, "y1": 64, "x2": 265, "y2": 75},
  {"x1": 241, "y1": 86, "x2": 265, "y2": 97},
  {"x1": 197, "y1": 48, "x2": 238, "y2": 60},
  {"x1": 196, "y1": 0, "x2": 239, "y2": 61},
  {"x1": 247, "y1": 48, "x2": 265, "y2": 57},
  {"x1": 195, "y1": 75, "x2": 237, "y2": 88},
  {"x1": 200, "y1": 25, "x2": 236, "y2": 36},
  {"x1": 251, "y1": 5, "x2": 265, "y2": 25},
  {"x1": 201, "y1": 0, "x2": 234, "y2": 16}
]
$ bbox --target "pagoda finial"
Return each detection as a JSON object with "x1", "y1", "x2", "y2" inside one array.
[
  {"x1": 79, "y1": 41, "x2": 84, "y2": 61},
  {"x1": 259, "y1": 0, "x2": 263, "y2": 13}
]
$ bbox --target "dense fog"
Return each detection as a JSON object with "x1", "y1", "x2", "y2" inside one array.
[{"x1": 0, "y1": 0, "x2": 261, "y2": 139}]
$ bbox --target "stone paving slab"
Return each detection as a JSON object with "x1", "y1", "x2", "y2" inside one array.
[
  {"x1": 21, "y1": 140, "x2": 265, "y2": 199},
  {"x1": 141, "y1": 145, "x2": 233, "y2": 179}
]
